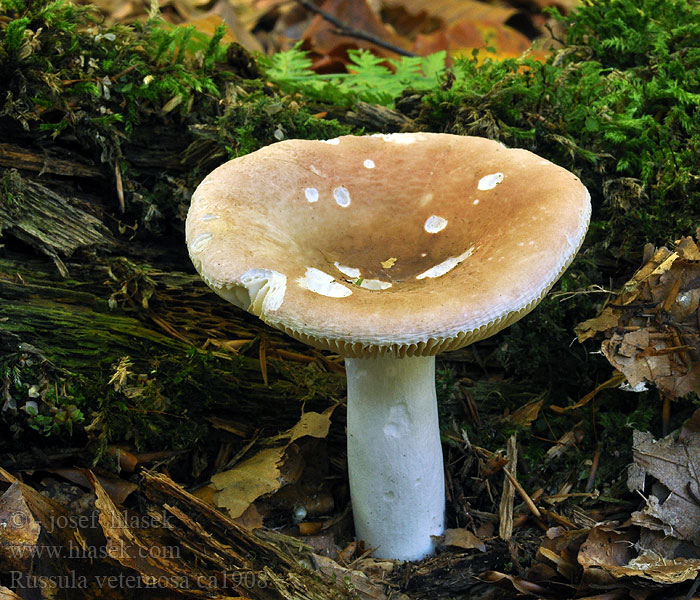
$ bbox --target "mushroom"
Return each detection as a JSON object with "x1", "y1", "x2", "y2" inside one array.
[{"x1": 185, "y1": 133, "x2": 591, "y2": 561}]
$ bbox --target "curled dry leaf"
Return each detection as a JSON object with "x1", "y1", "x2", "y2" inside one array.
[
  {"x1": 576, "y1": 236, "x2": 700, "y2": 400},
  {"x1": 437, "y1": 528, "x2": 486, "y2": 551},
  {"x1": 501, "y1": 397, "x2": 543, "y2": 426},
  {"x1": 413, "y1": 18, "x2": 537, "y2": 61},
  {"x1": 478, "y1": 571, "x2": 551, "y2": 596},
  {"x1": 628, "y1": 410, "x2": 700, "y2": 546},
  {"x1": 301, "y1": 0, "x2": 410, "y2": 65},
  {"x1": 577, "y1": 526, "x2": 637, "y2": 587},
  {"x1": 200, "y1": 411, "x2": 331, "y2": 519}
]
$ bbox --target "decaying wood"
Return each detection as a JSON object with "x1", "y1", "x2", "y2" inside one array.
[
  {"x1": 0, "y1": 169, "x2": 114, "y2": 276},
  {"x1": 343, "y1": 101, "x2": 418, "y2": 131}
]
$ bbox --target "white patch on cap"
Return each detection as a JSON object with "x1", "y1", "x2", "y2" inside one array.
[
  {"x1": 424, "y1": 215, "x2": 448, "y2": 234},
  {"x1": 190, "y1": 232, "x2": 214, "y2": 253},
  {"x1": 359, "y1": 279, "x2": 392, "y2": 290},
  {"x1": 238, "y1": 268, "x2": 287, "y2": 316},
  {"x1": 420, "y1": 193, "x2": 434, "y2": 206},
  {"x1": 416, "y1": 247, "x2": 475, "y2": 280},
  {"x1": 334, "y1": 262, "x2": 361, "y2": 279},
  {"x1": 310, "y1": 165, "x2": 322, "y2": 176},
  {"x1": 372, "y1": 133, "x2": 416, "y2": 144},
  {"x1": 305, "y1": 187, "x2": 319, "y2": 203},
  {"x1": 322, "y1": 138, "x2": 340, "y2": 145},
  {"x1": 201, "y1": 213, "x2": 220, "y2": 222},
  {"x1": 473, "y1": 199, "x2": 480, "y2": 205},
  {"x1": 333, "y1": 186, "x2": 351, "y2": 207},
  {"x1": 298, "y1": 267, "x2": 352, "y2": 298},
  {"x1": 363, "y1": 159, "x2": 375, "y2": 169},
  {"x1": 477, "y1": 172, "x2": 504, "y2": 190}
]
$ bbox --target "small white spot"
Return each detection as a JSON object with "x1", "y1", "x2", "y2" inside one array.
[
  {"x1": 473, "y1": 199, "x2": 480, "y2": 205},
  {"x1": 420, "y1": 252, "x2": 427, "y2": 257},
  {"x1": 201, "y1": 213, "x2": 220, "y2": 222},
  {"x1": 517, "y1": 242, "x2": 525, "y2": 247},
  {"x1": 359, "y1": 279, "x2": 392, "y2": 291},
  {"x1": 191, "y1": 232, "x2": 213, "y2": 252},
  {"x1": 363, "y1": 159, "x2": 375, "y2": 169},
  {"x1": 310, "y1": 165, "x2": 322, "y2": 176},
  {"x1": 528, "y1": 241, "x2": 535, "y2": 246},
  {"x1": 676, "y1": 292, "x2": 692, "y2": 310},
  {"x1": 416, "y1": 247, "x2": 475, "y2": 280},
  {"x1": 424, "y1": 215, "x2": 448, "y2": 234},
  {"x1": 322, "y1": 138, "x2": 340, "y2": 145},
  {"x1": 298, "y1": 267, "x2": 352, "y2": 298},
  {"x1": 477, "y1": 172, "x2": 504, "y2": 190},
  {"x1": 305, "y1": 187, "x2": 319, "y2": 203},
  {"x1": 334, "y1": 262, "x2": 361, "y2": 279},
  {"x1": 620, "y1": 381, "x2": 648, "y2": 392},
  {"x1": 333, "y1": 186, "x2": 351, "y2": 207}
]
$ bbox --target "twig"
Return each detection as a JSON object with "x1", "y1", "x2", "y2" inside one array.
[
  {"x1": 295, "y1": 0, "x2": 416, "y2": 57},
  {"x1": 502, "y1": 467, "x2": 542, "y2": 520},
  {"x1": 498, "y1": 434, "x2": 517, "y2": 541}
]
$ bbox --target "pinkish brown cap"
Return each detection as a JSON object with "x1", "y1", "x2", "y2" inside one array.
[{"x1": 186, "y1": 133, "x2": 591, "y2": 357}]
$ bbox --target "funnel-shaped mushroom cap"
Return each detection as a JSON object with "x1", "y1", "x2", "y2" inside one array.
[{"x1": 186, "y1": 133, "x2": 591, "y2": 357}]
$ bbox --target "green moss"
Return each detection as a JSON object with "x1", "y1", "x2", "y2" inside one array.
[
  {"x1": 0, "y1": 0, "x2": 351, "y2": 233},
  {"x1": 0, "y1": 257, "x2": 345, "y2": 461}
]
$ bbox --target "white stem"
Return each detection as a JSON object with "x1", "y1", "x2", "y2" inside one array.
[{"x1": 345, "y1": 355, "x2": 445, "y2": 561}]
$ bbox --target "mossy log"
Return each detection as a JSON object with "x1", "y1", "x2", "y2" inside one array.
[{"x1": 0, "y1": 245, "x2": 347, "y2": 452}]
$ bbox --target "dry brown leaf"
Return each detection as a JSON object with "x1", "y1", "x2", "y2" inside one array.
[
  {"x1": 609, "y1": 551, "x2": 700, "y2": 584},
  {"x1": 628, "y1": 418, "x2": 700, "y2": 546},
  {"x1": 576, "y1": 236, "x2": 700, "y2": 400},
  {"x1": 289, "y1": 410, "x2": 332, "y2": 441},
  {"x1": 47, "y1": 468, "x2": 138, "y2": 505},
  {"x1": 538, "y1": 546, "x2": 578, "y2": 579},
  {"x1": 577, "y1": 526, "x2": 638, "y2": 588},
  {"x1": 209, "y1": 446, "x2": 286, "y2": 519},
  {"x1": 232, "y1": 503, "x2": 264, "y2": 530},
  {"x1": 302, "y1": 0, "x2": 410, "y2": 62},
  {"x1": 0, "y1": 482, "x2": 42, "y2": 571},
  {"x1": 203, "y1": 411, "x2": 332, "y2": 519},
  {"x1": 478, "y1": 570, "x2": 551, "y2": 595},
  {"x1": 502, "y1": 397, "x2": 543, "y2": 425},
  {"x1": 439, "y1": 528, "x2": 486, "y2": 551},
  {"x1": 384, "y1": 0, "x2": 518, "y2": 25},
  {"x1": 413, "y1": 18, "x2": 538, "y2": 60}
]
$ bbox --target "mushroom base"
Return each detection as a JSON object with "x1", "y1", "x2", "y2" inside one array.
[{"x1": 345, "y1": 355, "x2": 445, "y2": 561}]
